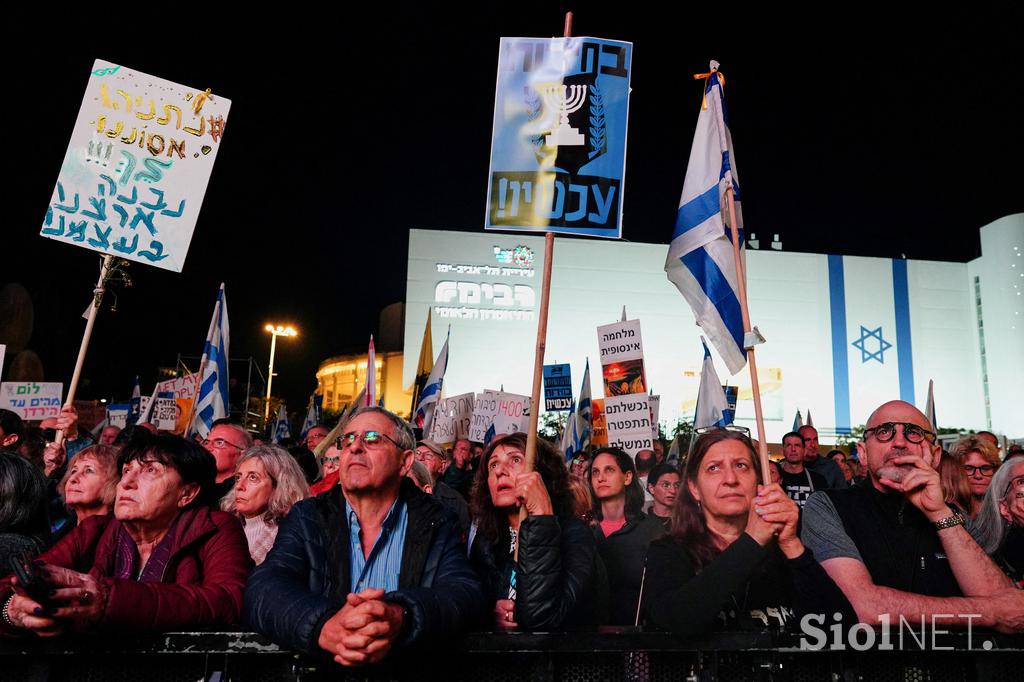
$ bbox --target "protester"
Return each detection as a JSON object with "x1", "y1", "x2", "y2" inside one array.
[
  {"x1": 568, "y1": 454, "x2": 590, "y2": 480},
  {"x1": 98, "y1": 425, "x2": 121, "y2": 447},
  {"x1": 55, "y1": 445, "x2": 120, "y2": 539},
  {"x1": 0, "y1": 435, "x2": 252, "y2": 634},
  {"x1": 828, "y1": 449, "x2": 853, "y2": 485},
  {"x1": 303, "y1": 425, "x2": 329, "y2": 452},
  {"x1": 470, "y1": 432, "x2": 608, "y2": 630},
  {"x1": 973, "y1": 453, "x2": 1024, "y2": 583},
  {"x1": 201, "y1": 420, "x2": 254, "y2": 502},
  {"x1": 112, "y1": 424, "x2": 156, "y2": 450},
  {"x1": 645, "y1": 463, "x2": 680, "y2": 527},
  {"x1": 407, "y1": 460, "x2": 434, "y2": 493},
  {"x1": 221, "y1": 444, "x2": 309, "y2": 565},
  {"x1": 414, "y1": 440, "x2": 469, "y2": 532},
  {"x1": 652, "y1": 439, "x2": 666, "y2": 465},
  {"x1": 778, "y1": 432, "x2": 827, "y2": 507},
  {"x1": 644, "y1": 430, "x2": 855, "y2": 634},
  {"x1": 797, "y1": 425, "x2": 844, "y2": 489},
  {"x1": 39, "y1": 406, "x2": 91, "y2": 458},
  {"x1": 801, "y1": 400, "x2": 1024, "y2": 633},
  {"x1": 938, "y1": 451, "x2": 973, "y2": 516},
  {"x1": 308, "y1": 440, "x2": 342, "y2": 495},
  {"x1": 0, "y1": 410, "x2": 24, "y2": 449},
  {"x1": 949, "y1": 435, "x2": 1001, "y2": 518},
  {"x1": 635, "y1": 449, "x2": 657, "y2": 507},
  {"x1": 0, "y1": 451, "x2": 51, "y2": 569},
  {"x1": 440, "y1": 438, "x2": 475, "y2": 499},
  {"x1": 589, "y1": 447, "x2": 664, "y2": 625},
  {"x1": 244, "y1": 407, "x2": 485, "y2": 667}
]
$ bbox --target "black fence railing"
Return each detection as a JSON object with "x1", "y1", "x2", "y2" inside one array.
[{"x1": 2, "y1": 629, "x2": 1023, "y2": 681}]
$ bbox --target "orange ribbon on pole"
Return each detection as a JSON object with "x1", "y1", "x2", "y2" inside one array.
[{"x1": 693, "y1": 61, "x2": 725, "y2": 110}]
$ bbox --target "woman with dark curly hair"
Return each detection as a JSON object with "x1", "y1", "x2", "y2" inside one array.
[
  {"x1": 588, "y1": 446, "x2": 664, "y2": 625},
  {"x1": 643, "y1": 430, "x2": 854, "y2": 635},
  {"x1": 470, "y1": 432, "x2": 608, "y2": 630}
]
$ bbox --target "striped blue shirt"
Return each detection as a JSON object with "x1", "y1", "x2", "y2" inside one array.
[{"x1": 346, "y1": 497, "x2": 408, "y2": 593}]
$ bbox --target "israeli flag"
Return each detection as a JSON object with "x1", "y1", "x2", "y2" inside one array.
[
  {"x1": 560, "y1": 398, "x2": 578, "y2": 461},
  {"x1": 665, "y1": 61, "x2": 747, "y2": 376},
  {"x1": 414, "y1": 330, "x2": 449, "y2": 431},
  {"x1": 273, "y1": 404, "x2": 290, "y2": 444},
  {"x1": 190, "y1": 283, "x2": 229, "y2": 439},
  {"x1": 575, "y1": 360, "x2": 593, "y2": 453},
  {"x1": 791, "y1": 409, "x2": 804, "y2": 432},
  {"x1": 695, "y1": 338, "x2": 729, "y2": 430},
  {"x1": 924, "y1": 379, "x2": 937, "y2": 431},
  {"x1": 300, "y1": 394, "x2": 322, "y2": 439}
]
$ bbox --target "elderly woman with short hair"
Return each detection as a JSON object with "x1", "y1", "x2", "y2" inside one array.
[
  {"x1": 221, "y1": 444, "x2": 309, "y2": 565},
  {"x1": 56, "y1": 445, "x2": 120, "y2": 532},
  {"x1": 0, "y1": 435, "x2": 252, "y2": 635}
]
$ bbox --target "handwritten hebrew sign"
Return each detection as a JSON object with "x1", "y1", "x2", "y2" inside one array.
[
  {"x1": 40, "y1": 60, "x2": 231, "y2": 272},
  {"x1": 1, "y1": 382, "x2": 63, "y2": 420},
  {"x1": 486, "y1": 37, "x2": 632, "y2": 238}
]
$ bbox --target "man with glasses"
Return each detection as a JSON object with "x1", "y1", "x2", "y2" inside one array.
[
  {"x1": 245, "y1": 407, "x2": 484, "y2": 668},
  {"x1": 802, "y1": 400, "x2": 1024, "y2": 634},
  {"x1": 202, "y1": 420, "x2": 253, "y2": 501},
  {"x1": 414, "y1": 440, "x2": 470, "y2": 532}
]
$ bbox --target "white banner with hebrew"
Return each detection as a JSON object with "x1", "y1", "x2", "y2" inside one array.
[
  {"x1": 604, "y1": 393, "x2": 654, "y2": 457},
  {"x1": 40, "y1": 60, "x2": 231, "y2": 272},
  {"x1": 1, "y1": 382, "x2": 63, "y2": 421}
]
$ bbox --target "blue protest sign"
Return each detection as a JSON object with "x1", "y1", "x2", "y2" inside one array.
[
  {"x1": 486, "y1": 37, "x2": 632, "y2": 239},
  {"x1": 543, "y1": 363, "x2": 573, "y2": 411}
]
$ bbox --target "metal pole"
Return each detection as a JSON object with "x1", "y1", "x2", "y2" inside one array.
[
  {"x1": 264, "y1": 333, "x2": 278, "y2": 427},
  {"x1": 245, "y1": 356, "x2": 253, "y2": 429}
]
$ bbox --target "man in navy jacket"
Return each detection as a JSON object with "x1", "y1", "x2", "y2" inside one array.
[{"x1": 244, "y1": 407, "x2": 484, "y2": 667}]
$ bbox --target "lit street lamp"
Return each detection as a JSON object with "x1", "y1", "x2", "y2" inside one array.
[{"x1": 264, "y1": 324, "x2": 297, "y2": 427}]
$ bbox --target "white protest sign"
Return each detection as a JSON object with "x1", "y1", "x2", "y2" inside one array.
[
  {"x1": 139, "y1": 396, "x2": 178, "y2": 431},
  {"x1": 41, "y1": 60, "x2": 231, "y2": 273},
  {"x1": 469, "y1": 391, "x2": 499, "y2": 443},
  {"x1": 1, "y1": 382, "x2": 63, "y2": 421},
  {"x1": 491, "y1": 392, "x2": 531, "y2": 436},
  {"x1": 604, "y1": 393, "x2": 654, "y2": 457},
  {"x1": 156, "y1": 375, "x2": 200, "y2": 434},
  {"x1": 428, "y1": 392, "x2": 475, "y2": 443},
  {"x1": 649, "y1": 394, "x2": 661, "y2": 440}
]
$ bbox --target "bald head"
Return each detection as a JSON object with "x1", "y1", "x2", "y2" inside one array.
[
  {"x1": 865, "y1": 400, "x2": 930, "y2": 431},
  {"x1": 799, "y1": 425, "x2": 819, "y2": 462}
]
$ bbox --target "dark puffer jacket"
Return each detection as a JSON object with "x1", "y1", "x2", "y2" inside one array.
[
  {"x1": 243, "y1": 478, "x2": 485, "y2": 654},
  {"x1": 471, "y1": 514, "x2": 609, "y2": 630},
  {"x1": 593, "y1": 512, "x2": 665, "y2": 625}
]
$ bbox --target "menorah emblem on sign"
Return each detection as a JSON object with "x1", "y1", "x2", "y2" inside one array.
[{"x1": 543, "y1": 84, "x2": 588, "y2": 147}]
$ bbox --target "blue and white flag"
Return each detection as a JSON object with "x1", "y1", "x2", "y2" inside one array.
[
  {"x1": 415, "y1": 330, "x2": 449, "y2": 432},
  {"x1": 273, "y1": 404, "x2": 290, "y2": 444},
  {"x1": 560, "y1": 398, "x2": 578, "y2": 460},
  {"x1": 189, "y1": 283, "x2": 229, "y2": 439},
  {"x1": 665, "y1": 61, "x2": 747, "y2": 376},
  {"x1": 576, "y1": 359, "x2": 593, "y2": 453},
  {"x1": 127, "y1": 376, "x2": 141, "y2": 426},
  {"x1": 695, "y1": 338, "x2": 729, "y2": 430},
  {"x1": 300, "y1": 394, "x2": 323, "y2": 439},
  {"x1": 792, "y1": 410, "x2": 804, "y2": 432}
]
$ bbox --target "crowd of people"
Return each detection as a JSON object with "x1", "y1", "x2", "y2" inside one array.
[{"x1": 0, "y1": 399, "x2": 1022, "y2": 668}]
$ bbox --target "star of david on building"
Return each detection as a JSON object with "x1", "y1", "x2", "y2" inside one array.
[{"x1": 852, "y1": 326, "x2": 892, "y2": 364}]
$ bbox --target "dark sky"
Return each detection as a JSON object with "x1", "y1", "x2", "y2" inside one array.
[{"x1": 5, "y1": 5, "x2": 1023, "y2": 418}]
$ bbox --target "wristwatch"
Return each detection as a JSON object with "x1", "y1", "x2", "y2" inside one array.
[{"x1": 933, "y1": 510, "x2": 966, "y2": 531}]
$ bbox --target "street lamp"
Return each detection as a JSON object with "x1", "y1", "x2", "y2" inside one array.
[{"x1": 264, "y1": 324, "x2": 298, "y2": 427}]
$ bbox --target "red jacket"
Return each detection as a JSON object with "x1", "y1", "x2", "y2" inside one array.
[{"x1": 4, "y1": 507, "x2": 252, "y2": 632}]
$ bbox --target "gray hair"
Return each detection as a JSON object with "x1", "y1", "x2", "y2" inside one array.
[
  {"x1": 220, "y1": 444, "x2": 309, "y2": 523},
  {"x1": 407, "y1": 460, "x2": 434, "y2": 490},
  {"x1": 340, "y1": 407, "x2": 416, "y2": 452},
  {"x1": 973, "y1": 453, "x2": 1024, "y2": 553}
]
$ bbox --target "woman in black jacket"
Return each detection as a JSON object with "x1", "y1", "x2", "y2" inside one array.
[
  {"x1": 470, "y1": 432, "x2": 608, "y2": 630},
  {"x1": 589, "y1": 447, "x2": 664, "y2": 626},
  {"x1": 643, "y1": 429, "x2": 855, "y2": 635}
]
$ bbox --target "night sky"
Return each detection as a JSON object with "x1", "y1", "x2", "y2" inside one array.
[{"x1": 5, "y1": 6, "x2": 1022, "y2": 418}]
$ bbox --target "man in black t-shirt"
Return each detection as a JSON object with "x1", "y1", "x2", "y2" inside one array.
[{"x1": 779, "y1": 431, "x2": 826, "y2": 508}]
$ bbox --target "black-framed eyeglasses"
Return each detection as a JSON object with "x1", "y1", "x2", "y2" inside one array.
[
  {"x1": 322, "y1": 456, "x2": 340, "y2": 464},
  {"x1": 962, "y1": 464, "x2": 996, "y2": 478},
  {"x1": 1002, "y1": 475, "x2": 1024, "y2": 497},
  {"x1": 863, "y1": 422, "x2": 935, "y2": 444},
  {"x1": 336, "y1": 431, "x2": 401, "y2": 450}
]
